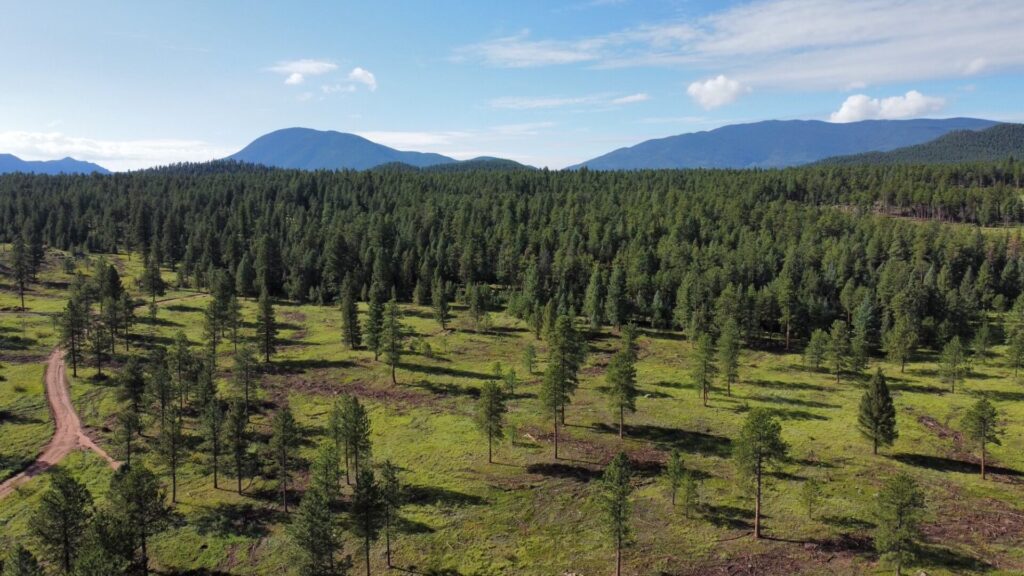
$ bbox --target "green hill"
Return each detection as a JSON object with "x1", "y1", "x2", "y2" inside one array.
[{"x1": 820, "y1": 123, "x2": 1024, "y2": 165}]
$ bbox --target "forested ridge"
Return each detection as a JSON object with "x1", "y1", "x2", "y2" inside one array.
[{"x1": 2, "y1": 162, "x2": 1023, "y2": 350}]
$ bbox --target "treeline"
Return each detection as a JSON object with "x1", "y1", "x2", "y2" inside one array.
[{"x1": 2, "y1": 164, "x2": 1024, "y2": 352}]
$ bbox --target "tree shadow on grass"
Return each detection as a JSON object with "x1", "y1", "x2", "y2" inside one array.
[
  {"x1": 917, "y1": 543, "x2": 993, "y2": 573},
  {"x1": 399, "y1": 362, "x2": 492, "y2": 380},
  {"x1": 192, "y1": 502, "x2": 282, "y2": 538},
  {"x1": 404, "y1": 484, "x2": 488, "y2": 507},
  {"x1": 165, "y1": 304, "x2": 202, "y2": 313},
  {"x1": 887, "y1": 380, "x2": 947, "y2": 394},
  {"x1": 746, "y1": 379, "x2": 828, "y2": 392},
  {"x1": 702, "y1": 504, "x2": 754, "y2": 530},
  {"x1": 745, "y1": 394, "x2": 840, "y2": 410},
  {"x1": 271, "y1": 358, "x2": 356, "y2": 374},
  {"x1": 407, "y1": 380, "x2": 480, "y2": 399},
  {"x1": 0, "y1": 333, "x2": 37, "y2": 351},
  {"x1": 981, "y1": 389, "x2": 1024, "y2": 402},
  {"x1": 591, "y1": 422, "x2": 732, "y2": 458},
  {"x1": 820, "y1": 514, "x2": 875, "y2": 531},
  {"x1": 651, "y1": 380, "x2": 691, "y2": 390},
  {"x1": 766, "y1": 407, "x2": 828, "y2": 422},
  {"x1": 0, "y1": 410, "x2": 44, "y2": 425},
  {"x1": 525, "y1": 462, "x2": 602, "y2": 483},
  {"x1": 891, "y1": 453, "x2": 1022, "y2": 477}
]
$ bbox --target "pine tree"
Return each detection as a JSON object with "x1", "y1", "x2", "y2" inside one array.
[
  {"x1": 157, "y1": 405, "x2": 185, "y2": 503},
  {"x1": 59, "y1": 297, "x2": 88, "y2": 377},
  {"x1": 734, "y1": 408, "x2": 788, "y2": 539},
  {"x1": 971, "y1": 318, "x2": 991, "y2": 364},
  {"x1": 351, "y1": 468, "x2": 385, "y2": 576},
  {"x1": 345, "y1": 396, "x2": 373, "y2": 481},
  {"x1": 540, "y1": 315, "x2": 584, "y2": 459},
  {"x1": 476, "y1": 380, "x2": 507, "y2": 463},
  {"x1": 939, "y1": 336, "x2": 967, "y2": 393},
  {"x1": 340, "y1": 276, "x2": 361, "y2": 349},
  {"x1": 664, "y1": 448, "x2": 684, "y2": 506},
  {"x1": 605, "y1": 261, "x2": 627, "y2": 330},
  {"x1": 106, "y1": 464, "x2": 170, "y2": 576},
  {"x1": 269, "y1": 405, "x2": 300, "y2": 511},
  {"x1": 874, "y1": 473, "x2": 925, "y2": 576},
  {"x1": 2, "y1": 545, "x2": 43, "y2": 576},
  {"x1": 804, "y1": 329, "x2": 829, "y2": 370},
  {"x1": 366, "y1": 285, "x2": 384, "y2": 360},
  {"x1": 523, "y1": 343, "x2": 536, "y2": 375},
  {"x1": 201, "y1": 399, "x2": 224, "y2": 489},
  {"x1": 884, "y1": 317, "x2": 917, "y2": 372},
  {"x1": 1009, "y1": 330, "x2": 1024, "y2": 375},
  {"x1": 692, "y1": 333, "x2": 716, "y2": 407},
  {"x1": 380, "y1": 299, "x2": 405, "y2": 384},
  {"x1": 827, "y1": 320, "x2": 850, "y2": 384},
  {"x1": 717, "y1": 319, "x2": 740, "y2": 396},
  {"x1": 29, "y1": 469, "x2": 93, "y2": 574},
  {"x1": 235, "y1": 253, "x2": 256, "y2": 298},
  {"x1": 962, "y1": 397, "x2": 1003, "y2": 479},
  {"x1": 10, "y1": 233, "x2": 31, "y2": 310},
  {"x1": 290, "y1": 484, "x2": 345, "y2": 576},
  {"x1": 583, "y1": 263, "x2": 605, "y2": 329},
  {"x1": 255, "y1": 287, "x2": 277, "y2": 363},
  {"x1": 141, "y1": 249, "x2": 165, "y2": 304},
  {"x1": 226, "y1": 398, "x2": 249, "y2": 494},
  {"x1": 604, "y1": 340, "x2": 638, "y2": 438},
  {"x1": 429, "y1": 274, "x2": 448, "y2": 332},
  {"x1": 598, "y1": 452, "x2": 632, "y2": 576},
  {"x1": 380, "y1": 460, "x2": 403, "y2": 569},
  {"x1": 857, "y1": 369, "x2": 898, "y2": 455},
  {"x1": 801, "y1": 478, "x2": 823, "y2": 520},
  {"x1": 851, "y1": 294, "x2": 875, "y2": 373},
  {"x1": 232, "y1": 345, "x2": 259, "y2": 414}
]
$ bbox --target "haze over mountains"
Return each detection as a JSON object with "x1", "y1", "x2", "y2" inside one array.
[{"x1": 0, "y1": 118, "x2": 1017, "y2": 174}]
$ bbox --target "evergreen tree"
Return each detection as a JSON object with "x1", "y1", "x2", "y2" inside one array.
[
  {"x1": 962, "y1": 397, "x2": 1003, "y2": 479},
  {"x1": 87, "y1": 316, "x2": 110, "y2": 377},
  {"x1": 59, "y1": 297, "x2": 88, "y2": 377},
  {"x1": 366, "y1": 286, "x2": 384, "y2": 360},
  {"x1": 692, "y1": 333, "x2": 716, "y2": 407},
  {"x1": 597, "y1": 452, "x2": 632, "y2": 576},
  {"x1": 201, "y1": 399, "x2": 224, "y2": 489},
  {"x1": 225, "y1": 295, "x2": 242, "y2": 353},
  {"x1": 804, "y1": 329, "x2": 829, "y2": 370},
  {"x1": 380, "y1": 299, "x2": 405, "y2": 384},
  {"x1": 431, "y1": 273, "x2": 449, "y2": 330},
  {"x1": 226, "y1": 398, "x2": 249, "y2": 494},
  {"x1": 664, "y1": 448, "x2": 684, "y2": 506},
  {"x1": 115, "y1": 411, "x2": 141, "y2": 468},
  {"x1": 939, "y1": 336, "x2": 967, "y2": 393},
  {"x1": 232, "y1": 345, "x2": 259, "y2": 414},
  {"x1": 255, "y1": 287, "x2": 277, "y2": 363},
  {"x1": 605, "y1": 260, "x2": 627, "y2": 330},
  {"x1": 380, "y1": 460, "x2": 403, "y2": 569},
  {"x1": 717, "y1": 319, "x2": 740, "y2": 396},
  {"x1": 827, "y1": 320, "x2": 850, "y2": 384},
  {"x1": 28, "y1": 469, "x2": 93, "y2": 574},
  {"x1": 874, "y1": 473, "x2": 925, "y2": 576},
  {"x1": 679, "y1": 469, "x2": 700, "y2": 519},
  {"x1": 10, "y1": 233, "x2": 32, "y2": 310},
  {"x1": 540, "y1": 315, "x2": 584, "y2": 459},
  {"x1": 157, "y1": 405, "x2": 185, "y2": 503},
  {"x1": 800, "y1": 478, "x2": 823, "y2": 520},
  {"x1": 604, "y1": 339, "x2": 638, "y2": 438},
  {"x1": 350, "y1": 468, "x2": 385, "y2": 576},
  {"x1": 141, "y1": 250, "x2": 165, "y2": 304},
  {"x1": 269, "y1": 405, "x2": 300, "y2": 511},
  {"x1": 106, "y1": 464, "x2": 170, "y2": 576},
  {"x1": 850, "y1": 294, "x2": 874, "y2": 374},
  {"x1": 884, "y1": 318, "x2": 917, "y2": 372},
  {"x1": 733, "y1": 408, "x2": 788, "y2": 539},
  {"x1": 475, "y1": 380, "x2": 507, "y2": 463},
  {"x1": 1009, "y1": 330, "x2": 1024, "y2": 376},
  {"x1": 971, "y1": 318, "x2": 991, "y2": 364},
  {"x1": 235, "y1": 253, "x2": 256, "y2": 298},
  {"x1": 583, "y1": 263, "x2": 605, "y2": 329},
  {"x1": 340, "y1": 276, "x2": 361, "y2": 349},
  {"x1": 523, "y1": 343, "x2": 536, "y2": 375},
  {"x1": 857, "y1": 369, "x2": 898, "y2": 455},
  {"x1": 2, "y1": 545, "x2": 43, "y2": 576},
  {"x1": 290, "y1": 483, "x2": 345, "y2": 576},
  {"x1": 345, "y1": 396, "x2": 373, "y2": 482}
]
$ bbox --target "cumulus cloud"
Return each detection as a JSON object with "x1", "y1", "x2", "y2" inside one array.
[
  {"x1": 687, "y1": 75, "x2": 748, "y2": 109},
  {"x1": 829, "y1": 90, "x2": 946, "y2": 122},
  {"x1": 0, "y1": 131, "x2": 233, "y2": 172},
  {"x1": 268, "y1": 59, "x2": 337, "y2": 85},
  {"x1": 347, "y1": 67, "x2": 377, "y2": 91}
]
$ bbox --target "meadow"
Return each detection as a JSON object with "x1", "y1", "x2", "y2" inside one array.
[{"x1": 1, "y1": 248, "x2": 1023, "y2": 576}]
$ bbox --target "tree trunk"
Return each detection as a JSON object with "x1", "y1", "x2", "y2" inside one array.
[
  {"x1": 619, "y1": 407, "x2": 624, "y2": 439},
  {"x1": 391, "y1": 362, "x2": 396, "y2": 385},
  {"x1": 873, "y1": 436, "x2": 878, "y2": 455},
  {"x1": 364, "y1": 535, "x2": 371, "y2": 576},
  {"x1": 754, "y1": 457, "x2": 762, "y2": 539},
  {"x1": 554, "y1": 415, "x2": 559, "y2": 460},
  {"x1": 616, "y1": 533, "x2": 622, "y2": 576},
  {"x1": 488, "y1": 433, "x2": 493, "y2": 464},
  {"x1": 981, "y1": 442, "x2": 986, "y2": 479},
  {"x1": 213, "y1": 452, "x2": 218, "y2": 489},
  {"x1": 386, "y1": 513, "x2": 392, "y2": 568}
]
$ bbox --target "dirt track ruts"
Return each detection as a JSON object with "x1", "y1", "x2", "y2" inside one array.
[{"x1": 0, "y1": 348, "x2": 117, "y2": 499}]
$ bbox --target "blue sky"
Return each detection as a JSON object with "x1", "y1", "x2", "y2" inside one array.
[{"x1": 1, "y1": 0, "x2": 1022, "y2": 170}]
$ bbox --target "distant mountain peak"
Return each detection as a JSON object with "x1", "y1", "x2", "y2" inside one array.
[
  {"x1": 572, "y1": 117, "x2": 999, "y2": 170},
  {"x1": 0, "y1": 153, "x2": 109, "y2": 175}
]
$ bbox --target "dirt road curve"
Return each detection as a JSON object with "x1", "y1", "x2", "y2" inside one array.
[{"x1": 0, "y1": 348, "x2": 118, "y2": 499}]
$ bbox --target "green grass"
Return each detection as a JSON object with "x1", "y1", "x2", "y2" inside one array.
[{"x1": 1, "y1": 250, "x2": 1023, "y2": 575}]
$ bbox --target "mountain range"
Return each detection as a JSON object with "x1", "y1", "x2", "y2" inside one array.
[
  {"x1": 819, "y1": 123, "x2": 1024, "y2": 166},
  {"x1": 0, "y1": 154, "x2": 109, "y2": 175},
  {"x1": 0, "y1": 118, "x2": 1018, "y2": 174},
  {"x1": 571, "y1": 118, "x2": 998, "y2": 170}
]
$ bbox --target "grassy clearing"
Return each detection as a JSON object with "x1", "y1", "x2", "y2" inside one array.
[{"x1": 0, "y1": 250, "x2": 1023, "y2": 575}]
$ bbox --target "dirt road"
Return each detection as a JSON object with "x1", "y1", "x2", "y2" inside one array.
[{"x1": 0, "y1": 348, "x2": 117, "y2": 499}]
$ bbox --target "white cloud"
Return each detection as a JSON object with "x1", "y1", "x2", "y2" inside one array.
[
  {"x1": 687, "y1": 75, "x2": 748, "y2": 109},
  {"x1": 322, "y1": 83, "x2": 356, "y2": 94},
  {"x1": 347, "y1": 67, "x2": 377, "y2": 91},
  {"x1": 457, "y1": 1, "x2": 1024, "y2": 90},
  {"x1": 0, "y1": 131, "x2": 233, "y2": 172},
  {"x1": 611, "y1": 93, "x2": 650, "y2": 104},
  {"x1": 490, "y1": 92, "x2": 648, "y2": 110},
  {"x1": 829, "y1": 90, "x2": 946, "y2": 122},
  {"x1": 268, "y1": 59, "x2": 337, "y2": 85}
]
